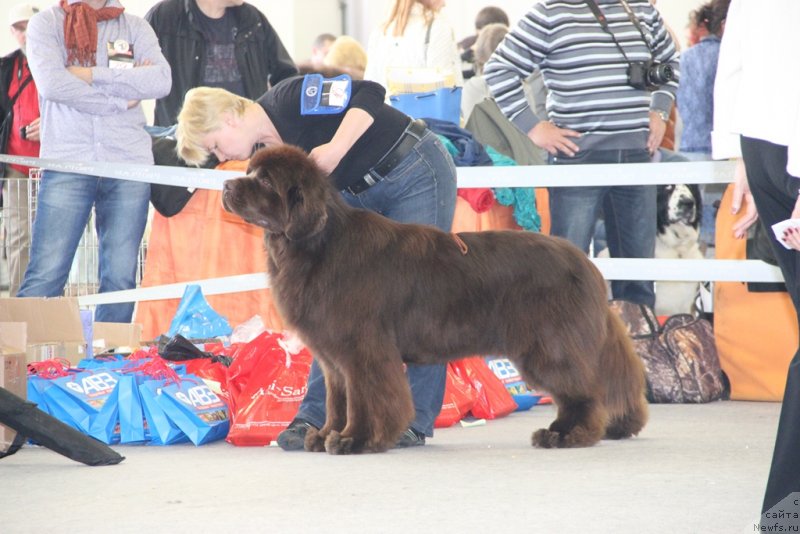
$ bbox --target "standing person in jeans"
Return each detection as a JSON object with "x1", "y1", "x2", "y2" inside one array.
[
  {"x1": 0, "y1": 3, "x2": 40, "y2": 297},
  {"x1": 176, "y1": 76, "x2": 457, "y2": 449},
  {"x1": 145, "y1": 0, "x2": 297, "y2": 129},
  {"x1": 712, "y1": 0, "x2": 800, "y2": 516},
  {"x1": 485, "y1": 0, "x2": 679, "y2": 308},
  {"x1": 17, "y1": 0, "x2": 171, "y2": 322}
]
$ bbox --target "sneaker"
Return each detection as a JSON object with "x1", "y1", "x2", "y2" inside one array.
[
  {"x1": 277, "y1": 418, "x2": 317, "y2": 451},
  {"x1": 395, "y1": 428, "x2": 426, "y2": 448}
]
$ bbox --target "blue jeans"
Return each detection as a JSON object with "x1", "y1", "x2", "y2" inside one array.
[
  {"x1": 549, "y1": 149, "x2": 656, "y2": 307},
  {"x1": 294, "y1": 130, "x2": 457, "y2": 437},
  {"x1": 17, "y1": 171, "x2": 150, "y2": 323}
]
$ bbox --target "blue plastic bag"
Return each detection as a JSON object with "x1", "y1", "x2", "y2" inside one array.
[
  {"x1": 88, "y1": 382, "x2": 121, "y2": 444},
  {"x1": 167, "y1": 284, "x2": 232, "y2": 339},
  {"x1": 139, "y1": 379, "x2": 190, "y2": 445},
  {"x1": 156, "y1": 375, "x2": 230, "y2": 446},
  {"x1": 117, "y1": 374, "x2": 149, "y2": 444}
]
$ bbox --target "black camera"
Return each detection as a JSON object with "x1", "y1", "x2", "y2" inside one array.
[{"x1": 627, "y1": 61, "x2": 674, "y2": 91}]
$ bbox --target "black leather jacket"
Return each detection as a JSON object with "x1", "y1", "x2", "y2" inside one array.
[{"x1": 145, "y1": 0, "x2": 298, "y2": 126}]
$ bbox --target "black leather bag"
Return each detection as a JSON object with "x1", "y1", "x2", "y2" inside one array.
[{"x1": 746, "y1": 221, "x2": 787, "y2": 293}]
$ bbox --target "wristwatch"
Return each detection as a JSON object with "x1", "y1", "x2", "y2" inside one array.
[{"x1": 653, "y1": 109, "x2": 670, "y2": 123}]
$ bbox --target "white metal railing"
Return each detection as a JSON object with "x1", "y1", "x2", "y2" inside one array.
[{"x1": 0, "y1": 156, "x2": 775, "y2": 307}]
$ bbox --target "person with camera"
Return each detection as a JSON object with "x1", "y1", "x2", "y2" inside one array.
[
  {"x1": 484, "y1": 0, "x2": 679, "y2": 308},
  {"x1": 0, "y1": 3, "x2": 40, "y2": 297}
]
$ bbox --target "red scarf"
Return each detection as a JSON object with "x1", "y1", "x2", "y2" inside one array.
[{"x1": 60, "y1": 0, "x2": 124, "y2": 66}]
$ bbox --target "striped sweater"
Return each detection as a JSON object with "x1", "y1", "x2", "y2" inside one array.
[{"x1": 484, "y1": 0, "x2": 679, "y2": 152}]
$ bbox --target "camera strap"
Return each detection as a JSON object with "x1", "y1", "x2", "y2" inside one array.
[{"x1": 584, "y1": 0, "x2": 654, "y2": 62}]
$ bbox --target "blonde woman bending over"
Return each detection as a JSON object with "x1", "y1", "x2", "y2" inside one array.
[{"x1": 364, "y1": 0, "x2": 463, "y2": 91}]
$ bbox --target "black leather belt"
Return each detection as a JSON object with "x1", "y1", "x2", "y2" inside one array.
[{"x1": 345, "y1": 119, "x2": 428, "y2": 195}]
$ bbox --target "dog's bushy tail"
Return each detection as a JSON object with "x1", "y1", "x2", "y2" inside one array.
[{"x1": 600, "y1": 310, "x2": 649, "y2": 439}]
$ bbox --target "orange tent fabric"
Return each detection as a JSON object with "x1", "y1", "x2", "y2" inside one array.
[
  {"x1": 714, "y1": 184, "x2": 797, "y2": 401},
  {"x1": 135, "y1": 160, "x2": 285, "y2": 340},
  {"x1": 136, "y1": 157, "x2": 551, "y2": 339}
]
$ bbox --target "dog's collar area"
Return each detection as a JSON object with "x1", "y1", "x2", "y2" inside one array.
[{"x1": 451, "y1": 233, "x2": 469, "y2": 255}]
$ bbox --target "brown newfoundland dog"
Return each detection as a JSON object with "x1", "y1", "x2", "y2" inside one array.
[{"x1": 222, "y1": 145, "x2": 648, "y2": 454}]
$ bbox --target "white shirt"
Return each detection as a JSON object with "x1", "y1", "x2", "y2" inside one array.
[
  {"x1": 364, "y1": 3, "x2": 463, "y2": 91},
  {"x1": 711, "y1": 0, "x2": 800, "y2": 177}
]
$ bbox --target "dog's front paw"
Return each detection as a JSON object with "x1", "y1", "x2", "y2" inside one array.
[
  {"x1": 325, "y1": 430, "x2": 356, "y2": 455},
  {"x1": 531, "y1": 428, "x2": 561, "y2": 448},
  {"x1": 304, "y1": 427, "x2": 327, "y2": 452}
]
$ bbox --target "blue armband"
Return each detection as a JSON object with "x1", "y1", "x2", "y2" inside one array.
[{"x1": 300, "y1": 74, "x2": 352, "y2": 115}]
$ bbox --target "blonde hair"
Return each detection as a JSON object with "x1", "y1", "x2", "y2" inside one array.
[
  {"x1": 382, "y1": 0, "x2": 438, "y2": 37},
  {"x1": 176, "y1": 87, "x2": 251, "y2": 166},
  {"x1": 323, "y1": 36, "x2": 368, "y2": 79}
]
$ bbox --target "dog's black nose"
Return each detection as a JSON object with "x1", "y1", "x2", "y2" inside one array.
[{"x1": 678, "y1": 197, "x2": 695, "y2": 208}]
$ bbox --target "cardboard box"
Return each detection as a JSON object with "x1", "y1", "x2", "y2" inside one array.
[
  {"x1": 92, "y1": 322, "x2": 143, "y2": 353},
  {"x1": 0, "y1": 297, "x2": 88, "y2": 365},
  {"x1": 0, "y1": 322, "x2": 27, "y2": 451}
]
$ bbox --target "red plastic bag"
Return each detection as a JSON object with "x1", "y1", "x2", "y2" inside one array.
[
  {"x1": 451, "y1": 357, "x2": 517, "y2": 420},
  {"x1": 225, "y1": 333, "x2": 313, "y2": 446},
  {"x1": 435, "y1": 363, "x2": 478, "y2": 428},
  {"x1": 224, "y1": 331, "x2": 286, "y2": 410},
  {"x1": 183, "y1": 359, "x2": 229, "y2": 393}
]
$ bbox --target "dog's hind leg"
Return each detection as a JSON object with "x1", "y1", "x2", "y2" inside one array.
[
  {"x1": 512, "y1": 347, "x2": 608, "y2": 448},
  {"x1": 530, "y1": 394, "x2": 608, "y2": 448},
  {"x1": 325, "y1": 352, "x2": 414, "y2": 455},
  {"x1": 601, "y1": 311, "x2": 649, "y2": 440}
]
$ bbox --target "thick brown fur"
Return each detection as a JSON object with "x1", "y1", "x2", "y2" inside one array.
[{"x1": 222, "y1": 145, "x2": 648, "y2": 454}]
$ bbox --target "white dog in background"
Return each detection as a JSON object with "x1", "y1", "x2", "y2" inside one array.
[{"x1": 655, "y1": 184, "x2": 704, "y2": 317}]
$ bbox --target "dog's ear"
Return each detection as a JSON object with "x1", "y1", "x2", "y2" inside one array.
[{"x1": 283, "y1": 175, "x2": 328, "y2": 241}]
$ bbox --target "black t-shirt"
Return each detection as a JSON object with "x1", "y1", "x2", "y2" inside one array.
[
  {"x1": 258, "y1": 76, "x2": 412, "y2": 191},
  {"x1": 192, "y1": 5, "x2": 245, "y2": 96}
]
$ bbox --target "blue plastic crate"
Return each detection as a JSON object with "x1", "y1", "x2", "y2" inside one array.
[{"x1": 389, "y1": 87, "x2": 462, "y2": 124}]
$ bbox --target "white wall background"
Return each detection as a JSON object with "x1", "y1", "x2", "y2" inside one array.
[
  {"x1": 1, "y1": 0, "x2": 701, "y2": 124},
  {"x1": 3, "y1": 0, "x2": 704, "y2": 59}
]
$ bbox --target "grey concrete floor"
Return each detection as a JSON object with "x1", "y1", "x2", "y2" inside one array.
[{"x1": 0, "y1": 401, "x2": 780, "y2": 533}]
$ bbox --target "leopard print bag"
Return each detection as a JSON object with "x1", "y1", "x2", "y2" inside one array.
[{"x1": 609, "y1": 300, "x2": 730, "y2": 403}]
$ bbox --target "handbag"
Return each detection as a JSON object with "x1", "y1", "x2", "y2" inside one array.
[
  {"x1": 225, "y1": 334, "x2": 312, "y2": 446},
  {"x1": 609, "y1": 300, "x2": 729, "y2": 403},
  {"x1": 156, "y1": 375, "x2": 230, "y2": 446}
]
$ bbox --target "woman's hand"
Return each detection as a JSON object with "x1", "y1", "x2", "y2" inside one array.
[
  {"x1": 309, "y1": 143, "x2": 345, "y2": 175},
  {"x1": 730, "y1": 158, "x2": 759, "y2": 239},
  {"x1": 781, "y1": 195, "x2": 800, "y2": 251}
]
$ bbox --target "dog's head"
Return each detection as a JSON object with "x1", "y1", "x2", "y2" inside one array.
[
  {"x1": 222, "y1": 145, "x2": 332, "y2": 241},
  {"x1": 657, "y1": 183, "x2": 702, "y2": 234}
]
